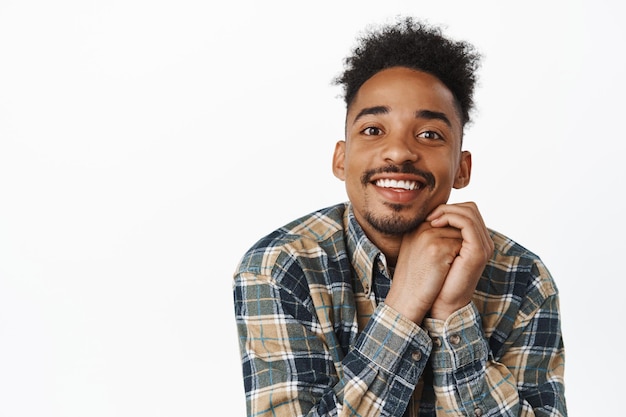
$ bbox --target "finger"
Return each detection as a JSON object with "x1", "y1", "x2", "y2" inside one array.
[
  {"x1": 428, "y1": 202, "x2": 487, "y2": 235},
  {"x1": 428, "y1": 204, "x2": 492, "y2": 256},
  {"x1": 427, "y1": 201, "x2": 479, "y2": 222}
]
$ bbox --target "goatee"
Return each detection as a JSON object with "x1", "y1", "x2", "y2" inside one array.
[
  {"x1": 360, "y1": 163, "x2": 435, "y2": 235},
  {"x1": 364, "y1": 203, "x2": 426, "y2": 236}
]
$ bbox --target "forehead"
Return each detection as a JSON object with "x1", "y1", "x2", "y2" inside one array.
[{"x1": 348, "y1": 67, "x2": 462, "y2": 131}]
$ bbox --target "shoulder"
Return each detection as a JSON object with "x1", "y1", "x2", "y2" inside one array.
[
  {"x1": 235, "y1": 203, "x2": 349, "y2": 280},
  {"x1": 485, "y1": 229, "x2": 558, "y2": 299}
]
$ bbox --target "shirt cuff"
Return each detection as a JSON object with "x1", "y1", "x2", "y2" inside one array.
[
  {"x1": 354, "y1": 303, "x2": 433, "y2": 384},
  {"x1": 422, "y1": 302, "x2": 489, "y2": 370}
]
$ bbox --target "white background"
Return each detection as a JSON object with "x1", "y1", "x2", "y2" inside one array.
[{"x1": 1, "y1": 1, "x2": 624, "y2": 416}]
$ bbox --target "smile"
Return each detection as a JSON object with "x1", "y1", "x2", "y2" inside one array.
[{"x1": 374, "y1": 178, "x2": 423, "y2": 191}]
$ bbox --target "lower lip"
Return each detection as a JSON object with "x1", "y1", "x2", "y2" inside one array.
[{"x1": 374, "y1": 185, "x2": 421, "y2": 204}]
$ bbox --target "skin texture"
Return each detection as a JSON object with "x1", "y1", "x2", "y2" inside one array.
[{"x1": 332, "y1": 67, "x2": 494, "y2": 323}]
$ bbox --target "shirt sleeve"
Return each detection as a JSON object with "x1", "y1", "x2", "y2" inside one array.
[
  {"x1": 423, "y1": 297, "x2": 567, "y2": 417},
  {"x1": 234, "y1": 271, "x2": 433, "y2": 417}
]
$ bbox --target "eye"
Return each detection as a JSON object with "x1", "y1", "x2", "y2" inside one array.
[
  {"x1": 417, "y1": 130, "x2": 443, "y2": 140},
  {"x1": 361, "y1": 126, "x2": 384, "y2": 136}
]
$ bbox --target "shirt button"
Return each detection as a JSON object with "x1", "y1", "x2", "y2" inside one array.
[
  {"x1": 474, "y1": 407, "x2": 483, "y2": 417},
  {"x1": 449, "y1": 334, "x2": 461, "y2": 345},
  {"x1": 364, "y1": 284, "x2": 369, "y2": 293},
  {"x1": 411, "y1": 351, "x2": 422, "y2": 361},
  {"x1": 432, "y1": 337, "x2": 442, "y2": 347}
]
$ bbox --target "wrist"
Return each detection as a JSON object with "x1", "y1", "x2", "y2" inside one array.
[{"x1": 384, "y1": 290, "x2": 429, "y2": 324}]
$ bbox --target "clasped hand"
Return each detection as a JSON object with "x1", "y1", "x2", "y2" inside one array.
[{"x1": 385, "y1": 202, "x2": 494, "y2": 323}]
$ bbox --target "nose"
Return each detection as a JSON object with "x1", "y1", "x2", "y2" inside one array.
[{"x1": 382, "y1": 130, "x2": 418, "y2": 165}]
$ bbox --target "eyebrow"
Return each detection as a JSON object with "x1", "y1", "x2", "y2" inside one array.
[
  {"x1": 353, "y1": 106, "x2": 389, "y2": 124},
  {"x1": 415, "y1": 109, "x2": 452, "y2": 128},
  {"x1": 352, "y1": 106, "x2": 452, "y2": 128}
]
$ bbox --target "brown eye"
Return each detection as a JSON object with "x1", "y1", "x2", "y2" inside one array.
[
  {"x1": 362, "y1": 126, "x2": 383, "y2": 136},
  {"x1": 417, "y1": 130, "x2": 442, "y2": 140}
]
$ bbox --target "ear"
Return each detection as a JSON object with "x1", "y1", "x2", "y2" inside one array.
[
  {"x1": 332, "y1": 140, "x2": 346, "y2": 181},
  {"x1": 453, "y1": 151, "x2": 472, "y2": 189}
]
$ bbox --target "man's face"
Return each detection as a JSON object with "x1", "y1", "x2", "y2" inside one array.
[{"x1": 333, "y1": 66, "x2": 471, "y2": 240}]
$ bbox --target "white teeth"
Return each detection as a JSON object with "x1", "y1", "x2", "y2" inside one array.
[{"x1": 375, "y1": 179, "x2": 420, "y2": 190}]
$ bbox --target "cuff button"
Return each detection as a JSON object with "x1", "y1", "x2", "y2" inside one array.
[{"x1": 449, "y1": 334, "x2": 461, "y2": 345}]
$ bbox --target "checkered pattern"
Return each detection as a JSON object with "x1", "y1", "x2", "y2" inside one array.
[{"x1": 233, "y1": 203, "x2": 566, "y2": 416}]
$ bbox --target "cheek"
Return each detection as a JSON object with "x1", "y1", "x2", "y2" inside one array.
[
  {"x1": 432, "y1": 155, "x2": 460, "y2": 183},
  {"x1": 343, "y1": 155, "x2": 362, "y2": 179}
]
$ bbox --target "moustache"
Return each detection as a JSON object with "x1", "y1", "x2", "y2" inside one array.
[{"x1": 361, "y1": 164, "x2": 435, "y2": 190}]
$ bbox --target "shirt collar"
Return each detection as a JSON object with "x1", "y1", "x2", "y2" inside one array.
[{"x1": 343, "y1": 203, "x2": 388, "y2": 295}]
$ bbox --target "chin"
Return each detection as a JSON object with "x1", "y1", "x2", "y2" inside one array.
[{"x1": 365, "y1": 211, "x2": 424, "y2": 236}]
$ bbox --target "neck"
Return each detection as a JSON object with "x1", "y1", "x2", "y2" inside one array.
[{"x1": 361, "y1": 225, "x2": 403, "y2": 267}]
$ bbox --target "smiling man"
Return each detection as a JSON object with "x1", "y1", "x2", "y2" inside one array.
[{"x1": 233, "y1": 17, "x2": 567, "y2": 417}]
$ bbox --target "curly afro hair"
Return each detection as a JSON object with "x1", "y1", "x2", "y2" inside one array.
[{"x1": 334, "y1": 17, "x2": 481, "y2": 127}]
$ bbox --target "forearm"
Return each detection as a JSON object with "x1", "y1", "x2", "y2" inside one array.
[
  {"x1": 423, "y1": 301, "x2": 566, "y2": 417},
  {"x1": 235, "y1": 273, "x2": 432, "y2": 417},
  {"x1": 341, "y1": 304, "x2": 433, "y2": 416}
]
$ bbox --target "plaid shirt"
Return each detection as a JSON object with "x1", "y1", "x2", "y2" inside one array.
[{"x1": 233, "y1": 203, "x2": 566, "y2": 417}]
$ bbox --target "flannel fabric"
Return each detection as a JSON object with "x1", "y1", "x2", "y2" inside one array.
[{"x1": 233, "y1": 202, "x2": 566, "y2": 417}]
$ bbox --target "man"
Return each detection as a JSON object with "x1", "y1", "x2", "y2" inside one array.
[{"x1": 233, "y1": 17, "x2": 566, "y2": 417}]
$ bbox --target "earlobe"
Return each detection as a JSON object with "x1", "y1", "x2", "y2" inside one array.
[
  {"x1": 332, "y1": 141, "x2": 347, "y2": 181},
  {"x1": 453, "y1": 151, "x2": 472, "y2": 189}
]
